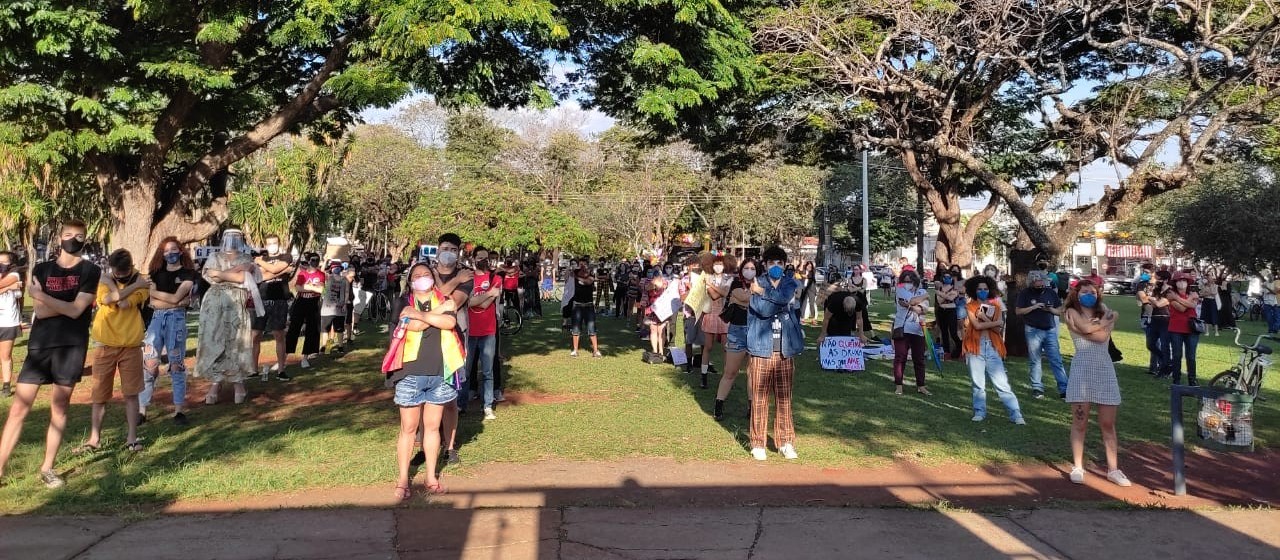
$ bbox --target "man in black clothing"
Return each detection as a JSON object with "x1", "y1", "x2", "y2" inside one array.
[
  {"x1": 817, "y1": 288, "x2": 867, "y2": 350},
  {"x1": 253, "y1": 234, "x2": 294, "y2": 381},
  {"x1": 569, "y1": 258, "x2": 601, "y2": 357},
  {"x1": 0, "y1": 219, "x2": 100, "y2": 488}
]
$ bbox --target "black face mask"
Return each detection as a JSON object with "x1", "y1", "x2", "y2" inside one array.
[
  {"x1": 475, "y1": 258, "x2": 489, "y2": 270},
  {"x1": 61, "y1": 238, "x2": 86, "y2": 255},
  {"x1": 0, "y1": 264, "x2": 10, "y2": 275}
]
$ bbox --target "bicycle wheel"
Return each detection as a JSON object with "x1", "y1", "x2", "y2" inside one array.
[
  {"x1": 1249, "y1": 305, "x2": 1262, "y2": 322},
  {"x1": 501, "y1": 306, "x2": 523, "y2": 336},
  {"x1": 1208, "y1": 370, "x2": 1241, "y2": 392},
  {"x1": 373, "y1": 294, "x2": 389, "y2": 323},
  {"x1": 1234, "y1": 302, "x2": 1247, "y2": 321}
]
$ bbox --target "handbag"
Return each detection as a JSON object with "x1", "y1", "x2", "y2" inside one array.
[
  {"x1": 1192, "y1": 318, "x2": 1207, "y2": 334},
  {"x1": 719, "y1": 301, "x2": 737, "y2": 323}
]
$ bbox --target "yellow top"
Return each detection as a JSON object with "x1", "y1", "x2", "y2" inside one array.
[{"x1": 91, "y1": 280, "x2": 150, "y2": 347}]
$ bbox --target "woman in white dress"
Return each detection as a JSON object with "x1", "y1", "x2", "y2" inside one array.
[{"x1": 1062, "y1": 280, "x2": 1131, "y2": 487}]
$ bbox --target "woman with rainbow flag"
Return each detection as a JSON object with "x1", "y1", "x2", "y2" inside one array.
[{"x1": 384, "y1": 262, "x2": 466, "y2": 501}]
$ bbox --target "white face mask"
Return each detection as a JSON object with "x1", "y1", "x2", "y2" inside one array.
[
  {"x1": 742, "y1": 269, "x2": 757, "y2": 280},
  {"x1": 713, "y1": 264, "x2": 724, "y2": 274},
  {"x1": 437, "y1": 250, "x2": 458, "y2": 266},
  {"x1": 265, "y1": 243, "x2": 280, "y2": 254}
]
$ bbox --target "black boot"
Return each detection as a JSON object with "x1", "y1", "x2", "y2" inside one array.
[
  {"x1": 713, "y1": 399, "x2": 725, "y2": 421},
  {"x1": 700, "y1": 373, "x2": 709, "y2": 389}
]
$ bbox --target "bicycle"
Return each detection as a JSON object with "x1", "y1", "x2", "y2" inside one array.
[
  {"x1": 362, "y1": 290, "x2": 391, "y2": 324},
  {"x1": 1233, "y1": 292, "x2": 1263, "y2": 322},
  {"x1": 500, "y1": 304, "x2": 523, "y2": 336},
  {"x1": 1208, "y1": 330, "x2": 1276, "y2": 399}
]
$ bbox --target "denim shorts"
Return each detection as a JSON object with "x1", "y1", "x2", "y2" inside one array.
[
  {"x1": 393, "y1": 375, "x2": 457, "y2": 407},
  {"x1": 726, "y1": 324, "x2": 748, "y2": 353}
]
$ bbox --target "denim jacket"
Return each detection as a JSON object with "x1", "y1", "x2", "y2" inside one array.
[{"x1": 747, "y1": 275, "x2": 805, "y2": 358}]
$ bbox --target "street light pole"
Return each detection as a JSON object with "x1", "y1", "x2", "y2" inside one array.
[{"x1": 861, "y1": 149, "x2": 870, "y2": 269}]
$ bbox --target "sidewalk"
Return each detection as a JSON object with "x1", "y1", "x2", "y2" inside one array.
[{"x1": 3, "y1": 506, "x2": 1278, "y2": 559}]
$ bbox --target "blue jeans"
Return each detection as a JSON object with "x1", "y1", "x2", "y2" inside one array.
[
  {"x1": 1144, "y1": 316, "x2": 1170, "y2": 375},
  {"x1": 571, "y1": 303, "x2": 596, "y2": 336},
  {"x1": 967, "y1": 337, "x2": 1022, "y2": 421},
  {"x1": 1264, "y1": 304, "x2": 1280, "y2": 334},
  {"x1": 1024, "y1": 325, "x2": 1067, "y2": 394},
  {"x1": 461, "y1": 334, "x2": 496, "y2": 409},
  {"x1": 1168, "y1": 332, "x2": 1200, "y2": 383},
  {"x1": 140, "y1": 308, "x2": 188, "y2": 410}
]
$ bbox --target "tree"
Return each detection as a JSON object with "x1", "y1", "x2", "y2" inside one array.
[
  {"x1": 230, "y1": 137, "x2": 347, "y2": 251},
  {"x1": 333, "y1": 125, "x2": 445, "y2": 256},
  {"x1": 824, "y1": 159, "x2": 918, "y2": 257},
  {"x1": 1151, "y1": 162, "x2": 1280, "y2": 275},
  {"x1": 0, "y1": 0, "x2": 758, "y2": 266},
  {"x1": 737, "y1": 0, "x2": 1280, "y2": 270}
]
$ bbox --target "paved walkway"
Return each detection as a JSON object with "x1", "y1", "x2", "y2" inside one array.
[{"x1": 3, "y1": 506, "x2": 1278, "y2": 559}]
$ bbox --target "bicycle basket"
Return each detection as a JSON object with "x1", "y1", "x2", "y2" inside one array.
[{"x1": 1197, "y1": 392, "x2": 1255, "y2": 452}]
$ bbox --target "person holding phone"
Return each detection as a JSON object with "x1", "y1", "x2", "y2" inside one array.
[
  {"x1": 1063, "y1": 280, "x2": 1130, "y2": 487},
  {"x1": 962, "y1": 276, "x2": 1024, "y2": 424}
]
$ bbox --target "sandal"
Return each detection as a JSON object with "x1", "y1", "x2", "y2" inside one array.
[
  {"x1": 917, "y1": 387, "x2": 932, "y2": 396},
  {"x1": 393, "y1": 485, "x2": 412, "y2": 502},
  {"x1": 73, "y1": 443, "x2": 102, "y2": 455},
  {"x1": 425, "y1": 481, "x2": 448, "y2": 495},
  {"x1": 124, "y1": 441, "x2": 144, "y2": 453},
  {"x1": 894, "y1": 386, "x2": 904, "y2": 395}
]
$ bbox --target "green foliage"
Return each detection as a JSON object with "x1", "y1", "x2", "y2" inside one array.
[
  {"x1": 1154, "y1": 162, "x2": 1280, "y2": 274},
  {"x1": 824, "y1": 159, "x2": 916, "y2": 255}
]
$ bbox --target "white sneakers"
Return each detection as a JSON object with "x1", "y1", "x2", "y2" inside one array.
[
  {"x1": 483, "y1": 407, "x2": 497, "y2": 420},
  {"x1": 750, "y1": 446, "x2": 798, "y2": 460},
  {"x1": 570, "y1": 351, "x2": 579, "y2": 357},
  {"x1": 1106, "y1": 469, "x2": 1132, "y2": 487},
  {"x1": 971, "y1": 415, "x2": 985, "y2": 422},
  {"x1": 779, "y1": 444, "x2": 798, "y2": 460},
  {"x1": 1070, "y1": 467, "x2": 1133, "y2": 487}
]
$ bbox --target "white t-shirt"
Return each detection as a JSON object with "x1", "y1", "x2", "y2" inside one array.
[
  {"x1": 0, "y1": 273, "x2": 21, "y2": 328},
  {"x1": 893, "y1": 285, "x2": 930, "y2": 336}
]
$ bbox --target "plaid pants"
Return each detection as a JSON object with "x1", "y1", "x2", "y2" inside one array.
[{"x1": 748, "y1": 352, "x2": 795, "y2": 450}]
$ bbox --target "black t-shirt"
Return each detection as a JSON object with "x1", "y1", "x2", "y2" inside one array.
[
  {"x1": 1016, "y1": 287, "x2": 1061, "y2": 330},
  {"x1": 572, "y1": 274, "x2": 595, "y2": 304},
  {"x1": 257, "y1": 254, "x2": 294, "y2": 301},
  {"x1": 436, "y1": 268, "x2": 474, "y2": 304},
  {"x1": 390, "y1": 294, "x2": 446, "y2": 377},
  {"x1": 823, "y1": 290, "x2": 864, "y2": 336},
  {"x1": 151, "y1": 267, "x2": 198, "y2": 295},
  {"x1": 360, "y1": 265, "x2": 380, "y2": 291},
  {"x1": 726, "y1": 278, "x2": 748, "y2": 326},
  {"x1": 29, "y1": 259, "x2": 101, "y2": 349}
]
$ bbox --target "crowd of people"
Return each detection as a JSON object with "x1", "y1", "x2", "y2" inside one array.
[{"x1": 2, "y1": 220, "x2": 1272, "y2": 496}]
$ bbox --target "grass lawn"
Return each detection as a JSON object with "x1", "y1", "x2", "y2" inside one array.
[{"x1": 0, "y1": 295, "x2": 1275, "y2": 514}]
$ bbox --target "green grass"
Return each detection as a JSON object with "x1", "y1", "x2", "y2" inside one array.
[{"x1": 0, "y1": 298, "x2": 1275, "y2": 514}]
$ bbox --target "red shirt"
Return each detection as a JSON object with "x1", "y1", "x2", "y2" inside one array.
[
  {"x1": 295, "y1": 268, "x2": 326, "y2": 298},
  {"x1": 503, "y1": 269, "x2": 519, "y2": 290},
  {"x1": 1086, "y1": 274, "x2": 1104, "y2": 287},
  {"x1": 468, "y1": 271, "x2": 500, "y2": 336},
  {"x1": 1167, "y1": 292, "x2": 1199, "y2": 334}
]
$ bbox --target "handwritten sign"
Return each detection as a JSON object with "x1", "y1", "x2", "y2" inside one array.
[{"x1": 820, "y1": 337, "x2": 865, "y2": 371}]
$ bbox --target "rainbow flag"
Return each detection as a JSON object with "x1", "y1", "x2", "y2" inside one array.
[{"x1": 384, "y1": 291, "x2": 468, "y2": 386}]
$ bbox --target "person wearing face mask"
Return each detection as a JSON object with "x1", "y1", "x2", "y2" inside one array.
[
  {"x1": 745, "y1": 246, "x2": 805, "y2": 461},
  {"x1": 611, "y1": 262, "x2": 630, "y2": 318},
  {"x1": 1016, "y1": 270, "x2": 1068, "y2": 399},
  {"x1": 79, "y1": 249, "x2": 150, "y2": 453},
  {"x1": 698, "y1": 254, "x2": 736, "y2": 389},
  {"x1": 428, "y1": 233, "x2": 473, "y2": 466},
  {"x1": 1062, "y1": 280, "x2": 1129, "y2": 487},
  {"x1": 139, "y1": 238, "x2": 197, "y2": 425},
  {"x1": 1165, "y1": 272, "x2": 1202, "y2": 385},
  {"x1": 196, "y1": 229, "x2": 259, "y2": 405},
  {"x1": 934, "y1": 267, "x2": 962, "y2": 360},
  {"x1": 568, "y1": 258, "x2": 602, "y2": 358},
  {"x1": 285, "y1": 252, "x2": 325, "y2": 370},
  {"x1": 963, "y1": 276, "x2": 1024, "y2": 424},
  {"x1": 1137, "y1": 276, "x2": 1171, "y2": 378},
  {"x1": 0, "y1": 251, "x2": 23, "y2": 398},
  {"x1": 0, "y1": 220, "x2": 100, "y2": 488},
  {"x1": 463, "y1": 247, "x2": 503, "y2": 420},
  {"x1": 354, "y1": 255, "x2": 381, "y2": 335},
  {"x1": 319, "y1": 260, "x2": 351, "y2": 354},
  {"x1": 891, "y1": 270, "x2": 932, "y2": 396},
  {"x1": 252, "y1": 234, "x2": 294, "y2": 381},
  {"x1": 798, "y1": 262, "x2": 819, "y2": 326},
  {"x1": 712, "y1": 258, "x2": 758, "y2": 420},
  {"x1": 387, "y1": 262, "x2": 463, "y2": 501}
]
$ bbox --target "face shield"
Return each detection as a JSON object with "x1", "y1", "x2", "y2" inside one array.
[{"x1": 221, "y1": 229, "x2": 247, "y2": 255}]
